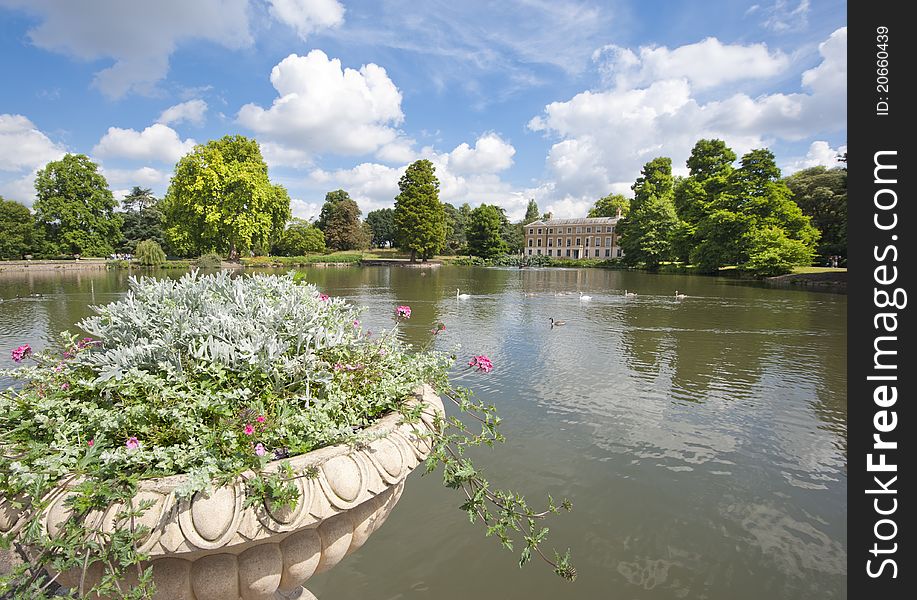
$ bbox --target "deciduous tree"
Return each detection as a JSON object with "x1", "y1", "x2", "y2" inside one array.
[
  {"x1": 523, "y1": 199, "x2": 540, "y2": 224},
  {"x1": 0, "y1": 197, "x2": 42, "y2": 259},
  {"x1": 162, "y1": 136, "x2": 291, "y2": 258},
  {"x1": 323, "y1": 197, "x2": 368, "y2": 251},
  {"x1": 466, "y1": 204, "x2": 509, "y2": 259},
  {"x1": 588, "y1": 193, "x2": 630, "y2": 218},
  {"x1": 365, "y1": 208, "x2": 396, "y2": 248},
  {"x1": 33, "y1": 154, "x2": 121, "y2": 256},
  {"x1": 619, "y1": 157, "x2": 677, "y2": 269},
  {"x1": 783, "y1": 166, "x2": 847, "y2": 260},
  {"x1": 273, "y1": 218, "x2": 326, "y2": 255}
]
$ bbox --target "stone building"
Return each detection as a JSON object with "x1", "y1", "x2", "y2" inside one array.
[{"x1": 523, "y1": 215, "x2": 624, "y2": 259}]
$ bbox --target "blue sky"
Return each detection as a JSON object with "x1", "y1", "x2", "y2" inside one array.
[{"x1": 0, "y1": 0, "x2": 847, "y2": 221}]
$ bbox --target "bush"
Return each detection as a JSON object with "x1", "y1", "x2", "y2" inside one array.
[
  {"x1": 134, "y1": 239, "x2": 166, "y2": 266},
  {"x1": 196, "y1": 252, "x2": 223, "y2": 268}
]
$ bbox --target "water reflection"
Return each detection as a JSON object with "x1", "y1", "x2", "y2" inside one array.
[{"x1": 0, "y1": 265, "x2": 847, "y2": 599}]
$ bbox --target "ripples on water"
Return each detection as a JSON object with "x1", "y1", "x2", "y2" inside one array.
[{"x1": 0, "y1": 266, "x2": 847, "y2": 599}]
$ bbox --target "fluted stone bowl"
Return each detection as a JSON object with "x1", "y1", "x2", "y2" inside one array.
[{"x1": 0, "y1": 385, "x2": 444, "y2": 599}]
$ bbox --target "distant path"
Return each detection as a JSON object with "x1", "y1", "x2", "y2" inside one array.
[
  {"x1": 0, "y1": 259, "x2": 108, "y2": 272},
  {"x1": 360, "y1": 259, "x2": 441, "y2": 268}
]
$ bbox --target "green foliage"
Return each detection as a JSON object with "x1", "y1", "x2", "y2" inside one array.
[
  {"x1": 240, "y1": 253, "x2": 362, "y2": 267},
  {"x1": 588, "y1": 193, "x2": 630, "y2": 218},
  {"x1": 274, "y1": 218, "x2": 326, "y2": 256},
  {"x1": 0, "y1": 196, "x2": 42, "y2": 259},
  {"x1": 162, "y1": 136, "x2": 291, "y2": 258},
  {"x1": 0, "y1": 273, "x2": 575, "y2": 597},
  {"x1": 118, "y1": 187, "x2": 164, "y2": 254},
  {"x1": 743, "y1": 226, "x2": 816, "y2": 276},
  {"x1": 323, "y1": 196, "x2": 368, "y2": 251},
  {"x1": 619, "y1": 157, "x2": 677, "y2": 269},
  {"x1": 441, "y1": 203, "x2": 467, "y2": 254},
  {"x1": 33, "y1": 153, "x2": 122, "y2": 257},
  {"x1": 394, "y1": 160, "x2": 447, "y2": 261},
  {"x1": 466, "y1": 204, "x2": 509, "y2": 259},
  {"x1": 314, "y1": 189, "x2": 351, "y2": 232},
  {"x1": 365, "y1": 208, "x2": 396, "y2": 248},
  {"x1": 523, "y1": 199, "x2": 540, "y2": 224},
  {"x1": 197, "y1": 252, "x2": 224, "y2": 269},
  {"x1": 783, "y1": 166, "x2": 847, "y2": 259},
  {"x1": 500, "y1": 215, "x2": 524, "y2": 254},
  {"x1": 134, "y1": 240, "x2": 166, "y2": 266}
]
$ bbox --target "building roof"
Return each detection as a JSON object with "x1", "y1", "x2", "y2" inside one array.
[{"x1": 524, "y1": 216, "x2": 621, "y2": 228}]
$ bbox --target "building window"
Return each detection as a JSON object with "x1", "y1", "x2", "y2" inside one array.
[
  {"x1": 528, "y1": 239, "x2": 533, "y2": 247},
  {"x1": 605, "y1": 248, "x2": 610, "y2": 257},
  {"x1": 576, "y1": 227, "x2": 582, "y2": 233},
  {"x1": 566, "y1": 238, "x2": 571, "y2": 247},
  {"x1": 565, "y1": 249, "x2": 571, "y2": 257},
  {"x1": 595, "y1": 249, "x2": 600, "y2": 257},
  {"x1": 586, "y1": 227, "x2": 591, "y2": 233},
  {"x1": 548, "y1": 238, "x2": 553, "y2": 247},
  {"x1": 566, "y1": 227, "x2": 572, "y2": 234},
  {"x1": 528, "y1": 249, "x2": 533, "y2": 256},
  {"x1": 537, "y1": 228, "x2": 542, "y2": 234},
  {"x1": 548, "y1": 228, "x2": 553, "y2": 234},
  {"x1": 537, "y1": 238, "x2": 542, "y2": 247},
  {"x1": 605, "y1": 237, "x2": 612, "y2": 247},
  {"x1": 575, "y1": 238, "x2": 581, "y2": 246},
  {"x1": 617, "y1": 248, "x2": 623, "y2": 257},
  {"x1": 529, "y1": 228, "x2": 534, "y2": 235},
  {"x1": 585, "y1": 237, "x2": 590, "y2": 247},
  {"x1": 548, "y1": 249, "x2": 553, "y2": 256},
  {"x1": 537, "y1": 249, "x2": 542, "y2": 255},
  {"x1": 607, "y1": 226, "x2": 614, "y2": 233}
]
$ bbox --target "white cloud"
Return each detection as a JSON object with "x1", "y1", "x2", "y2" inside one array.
[
  {"x1": 0, "y1": 113, "x2": 67, "y2": 172},
  {"x1": 268, "y1": 0, "x2": 344, "y2": 40},
  {"x1": 102, "y1": 166, "x2": 171, "y2": 189},
  {"x1": 157, "y1": 99, "x2": 208, "y2": 126},
  {"x1": 446, "y1": 133, "x2": 515, "y2": 175},
  {"x1": 93, "y1": 124, "x2": 196, "y2": 163},
  {"x1": 375, "y1": 138, "x2": 417, "y2": 164},
  {"x1": 260, "y1": 142, "x2": 313, "y2": 169},
  {"x1": 0, "y1": 0, "x2": 252, "y2": 98},
  {"x1": 782, "y1": 141, "x2": 847, "y2": 174},
  {"x1": 593, "y1": 38, "x2": 789, "y2": 90},
  {"x1": 237, "y1": 50, "x2": 404, "y2": 158},
  {"x1": 528, "y1": 28, "x2": 847, "y2": 210},
  {"x1": 757, "y1": 0, "x2": 811, "y2": 33}
]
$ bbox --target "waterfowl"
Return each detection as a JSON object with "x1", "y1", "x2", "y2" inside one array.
[
  {"x1": 456, "y1": 288, "x2": 471, "y2": 299},
  {"x1": 674, "y1": 290, "x2": 687, "y2": 300},
  {"x1": 579, "y1": 292, "x2": 592, "y2": 301},
  {"x1": 624, "y1": 290, "x2": 636, "y2": 297},
  {"x1": 550, "y1": 318, "x2": 566, "y2": 326}
]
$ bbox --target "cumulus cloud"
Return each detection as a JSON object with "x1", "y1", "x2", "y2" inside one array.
[
  {"x1": 93, "y1": 123, "x2": 196, "y2": 163},
  {"x1": 593, "y1": 38, "x2": 789, "y2": 90},
  {"x1": 268, "y1": 0, "x2": 344, "y2": 40},
  {"x1": 301, "y1": 132, "x2": 527, "y2": 218},
  {"x1": 782, "y1": 141, "x2": 847, "y2": 174},
  {"x1": 0, "y1": 0, "x2": 252, "y2": 98},
  {"x1": 157, "y1": 99, "x2": 208, "y2": 126},
  {"x1": 528, "y1": 28, "x2": 847, "y2": 210},
  {"x1": 0, "y1": 113, "x2": 67, "y2": 172},
  {"x1": 102, "y1": 166, "x2": 171, "y2": 189},
  {"x1": 237, "y1": 50, "x2": 404, "y2": 159}
]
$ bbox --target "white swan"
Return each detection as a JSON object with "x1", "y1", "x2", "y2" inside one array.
[
  {"x1": 456, "y1": 288, "x2": 471, "y2": 299},
  {"x1": 624, "y1": 290, "x2": 636, "y2": 297},
  {"x1": 579, "y1": 292, "x2": 592, "y2": 301},
  {"x1": 674, "y1": 290, "x2": 687, "y2": 300}
]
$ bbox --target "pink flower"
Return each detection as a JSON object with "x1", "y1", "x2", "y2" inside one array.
[
  {"x1": 244, "y1": 423, "x2": 255, "y2": 436},
  {"x1": 468, "y1": 355, "x2": 494, "y2": 373},
  {"x1": 254, "y1": 443, "x2": 267, "y2": 457},
  {"x1": 61, "y1": 382, "x2": 70, "y2": 390},
  {"x1": 11, "y1": 344, "x2": 31, "y2": 363},
  {"x1": 76, "y1": 337, "x2": 97, "y2": 350},
  {"x1": 319, "y1": 293, "x2": 330, "y2": 302},
  {"x1": 396, "y1": 305, "x2": 412, "y2": 318},
  {"x1": 353, "y1": 320, "x2": 360, "y2": 327},
  {"x1": 87, "y1": 439, "x2": 94, "y2": 447},
  {"x1": 126, "y1": 437, "x2": 140, "y2": 450},
  {"x1": 256, "y1": 415, "x2": 266, "y2": 424}
]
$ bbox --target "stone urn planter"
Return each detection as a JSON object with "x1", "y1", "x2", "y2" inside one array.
[{"x1": 0, "y1": 386, "x2": 443, "y2": 600}]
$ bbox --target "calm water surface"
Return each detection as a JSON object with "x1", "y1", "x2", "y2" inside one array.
[{"x1": 0, "y1": 266, "x2": 847, "y2": 599}]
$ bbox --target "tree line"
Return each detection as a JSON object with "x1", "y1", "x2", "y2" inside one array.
[{"x1": 1, "y1": 135, "x2": 845, "y2": 275}]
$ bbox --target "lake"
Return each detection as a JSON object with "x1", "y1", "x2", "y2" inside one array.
[{"x1": 0, "y1": 265, "x2": 847, "y2": 599}]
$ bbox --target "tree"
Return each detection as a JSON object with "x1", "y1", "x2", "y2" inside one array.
[
  {"x1": 393, "y1": 159, "x2": 446, "y2": 261},
  {"x1": 441, "y1": 203, "x2": 467, "y2": 254},
  {"x1": 33, "y1": 154, "x2": 121, "y2": 256},
  {"x1": 501, "y1": 214, "x2": 524, "y2": 254},
  {"x1": 588, "y1": 193, "x2": 630, "y2": 218},
  {"x1": 466, "y1": 204, "x2": 509, "y2": 259},
  {"x1": 273, "y1": 218, "x2": 326, "y2": 255},
  {"x1": 134, "y1": 239, "x2": 166, "y2": 266},
  {"x1": 323, "y1": 197, "x2": 368, "y2": 251},
  {"x1": 0, "y1": 197, "x2": 42, "y2": 259},
  {"x1": 619, "y1": 157, "x2": 678, "y2": 269},
  {"x1": 365, "y1": 208, "x2": 396, "y2": 248},
  {"x1": 690, "y1": 148, "x2": 818, "y2": 274},
  {"x1": 118, "y1": 186, "x2": 164, "y2": 253},
  {"x1": 315, "y1": 189, "x2": 351, "y2": 232},
  {"x1": 523, "y1": 199, "x2": 540, "y2": 224},
  {"x1": 162, "y1": 136, "x2": 291, "y2": 258},
  {"x1": 783, "y1": 166, "x2": 847, "y2": 259}
]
